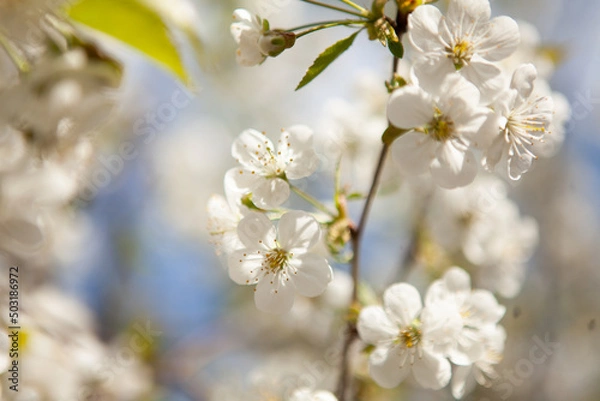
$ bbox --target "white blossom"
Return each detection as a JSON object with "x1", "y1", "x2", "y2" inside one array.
[
  {"x1": 451, "y1": 325, "x2": 506, "y2": 399},
  {"x1": 228, "y1": 211, "x2": 332, "y2": 314},
  {"x1": 357, "y1": 283, "x2": 461, "y2": 389},
  {"x1": 388, "y1": 74, "x2": 488, "y2": 188},
  {"x1": 231, "y1": 8, "x2": 268, "y2": 66},
  {"x1": 407, "y1": 0, "x2": 520, "y2": 102},
  {"x1": 479, "y1": 64, "x2": 554, "y2": 180},
  {"x1": 226, "y1": 126, "x2": 319, "y2": 209},
  {"x1": 426, "y1": 176, "x2": 538, "y2": 297},
  {"x1": 425, "y1": 267, "x2": 505, "y2": 366}
]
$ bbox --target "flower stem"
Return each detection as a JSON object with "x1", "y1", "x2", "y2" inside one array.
[
  {"x1": 289, "y1": 19, "x2": 367, "y2": 32},
  {"x1": 290, "y1": 185, "x2": 336, "y2": 217},
  {"x1": 295, "y1": 20, "x2": 367, "y2": 38},
  {"x1": 299, "y1": 0, "x2": 369, "y2": 18},
  {"x1": 338, "y1": 0, "x2": 369, "y2": 14}
]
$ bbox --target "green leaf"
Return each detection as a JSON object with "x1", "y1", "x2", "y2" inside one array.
[
  {"x1": 67, "y1": 0, "x2": 189, "y2": 84},
  {"x1": 296, "y1": 31, "x2": 360, "y2": 91},
  {"x1": 388, "y1": 38, "x2": 404, "y2": 58}
]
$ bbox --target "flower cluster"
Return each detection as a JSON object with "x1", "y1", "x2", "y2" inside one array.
[
  {"x1": 357, "y1": 267, "x2": 505, "y2": 398},
  {"x1": 0, "y1": 7, "x2": 122, "y2": 273},
  {"x1": 388, "y1": 0, "x2": 566, "y2": 188},
  {"x1": 208, "y1": 126, "x2": 333, "y2": 314}
]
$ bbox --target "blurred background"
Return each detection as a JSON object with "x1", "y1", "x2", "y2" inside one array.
[{"x1": 1, "y1": 0, "x2": 600, "y2": 400}]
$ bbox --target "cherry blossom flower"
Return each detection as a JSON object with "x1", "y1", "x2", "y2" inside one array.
[
  {"x1": 425, "y1": 177, "x2": 538, "y2": 297},
  {"x1": 357, "y1": 283, "x2": 462, "y2": 389},
  {"x1": 388, "y1": 74, "x2": 488, "y2": 188},
  {"x1": 407, "y1": 0, "x2": 520, "y2": 102},
  {"x1": 230, "y1": 9, "x2": 294, "y2": 66},
  {"x1": 226, "y1": 125, "x2": 319, "y2": 210},
  {"x1": 479, "y1": 64, "x2": 554, "y2": 180},
  {"x1": 228, "y1": 211, "x2": 332, "y2": 314},
  {"x1": 425, "y1": 267, "x2": 505, "y2": 366},
  {"x1": 231, "y1": 9, "x2": 268, "y2": 66},
  {"x1": 451, "y1": 325, "x2": 506, "y2": 399},
  {"x1": 290, "y1": 388, "x2": 338, "y2": 401}
]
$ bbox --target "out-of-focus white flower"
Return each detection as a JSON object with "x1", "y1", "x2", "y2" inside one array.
[
  {"x1": 388, "y1": 74, "x2": 488, "y2": 188},
  {"x1": 451, "y1": 325, "x2": 506, "y2": 399},
  {"x1": 425, "y1": 267, "x2": 505, "y2": 366},
  {"x1": 407, "y1": 0, "x2": 520, "y2": 102},
  {"x1": 226, "y1": 126, "x2": 319, "y2": 209},
  {"x1": 228, "y1": 211, "x2": 332, "y2": 314},
  {"x1": 357, "y1": 283, "x2": 461, "y2": 389},
  {"x1": 318, "y1": 71, "x2": 388, "y2": 191},
  {"x1": 426, "y1": 176, "x2": 538, "y2": 297},
  {"x1": 502, "y1": 21, "x2": 557, "y2": 80},
  {"x1": 0, "y1": 286, "x2": 152, "y2": 401},
  {"x1": 479, "y1": 64, "x2": 554, "y2": 180},
  {"x1": 290, "y1": 387, "x2": 338, "y2": 401}
]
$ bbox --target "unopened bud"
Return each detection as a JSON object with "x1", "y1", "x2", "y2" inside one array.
[{"x1": 258, "y1": 30, "x2": 296, "y2": 57}]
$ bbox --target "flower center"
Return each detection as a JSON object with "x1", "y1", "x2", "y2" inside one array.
[
  {"x1": 263, "y1": 248, "x2": 289, "y2": 273},
  {"x1": 426, "y1": 109, "x2": 455, "y2": 142},
  {"x1": 398, "y1": 324, "x2": 422, "y2": 348},
  {"x1": 448, "y1": 40, "x2": 473, "y2": 69}
]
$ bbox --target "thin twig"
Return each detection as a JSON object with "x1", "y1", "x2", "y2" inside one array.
[
  {"x1": 300, "y1": 0, "x2": 369, "y2": 18},
  {"x1": 335, "y1": 143, "x2": 390, "y2": 401}
]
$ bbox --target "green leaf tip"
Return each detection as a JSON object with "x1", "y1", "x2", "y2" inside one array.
[{"x1": 295, "y1": 31, "x2": 360, "y2": 91}]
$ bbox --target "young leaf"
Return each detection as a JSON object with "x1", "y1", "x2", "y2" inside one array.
[
  {"x1": 388, "y1": 38, "x2": 404, "y2": 58},
  {"x1": 67, "y1": 0, "x2": 189, "y2": 84},
  {"x1": 296, "y1": 31, "x2": 360, "y2": 91}
]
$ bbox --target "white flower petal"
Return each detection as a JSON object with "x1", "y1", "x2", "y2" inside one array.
[
  {"x1": 383, "y1": 283, "x2": 423, "y2": 326},
  {"x1": 224, "y1": 167, "x2": 262, "y2": 202},
  {"x1": 228, "y1": 249, "x2": 262, "y2": 285},
  {"x1": 289, "y1": 253, "x2": 332, "y2": 297},
  {"x1": 478, "y1": 16, "x2": 520, "y2": 61},
  {"x1": 507, "y1": 152, "x2": 534, "y2": 180},
  {"x1": 387, "y1": 85, "x2": 434, "y2": 129},
  {"x1": 254, "y1": 272, "x2": 295, "y2": 313},
  {"x1": 252, "y1": 177, "x2": 290, "y2": 209},
  {"x1": 277, "y1": 211, "x2": 321, "y2": 251},
  {"x1": 510, "y1": 63, "x2": 537, "y2": 99},
  {"x1": 448, "y1": 0, "x2": 491, "y2": 24},
  {"x1": 411, "y1": 56, "x2": 455, "y2": 98},
  {"x1": 369, "y1": 346, "x2": 410, "y2": 388},
  {"x1": 466, "y1": 290, "x2": 506, "y2": 325},
  {"x1": 451, "y1": 365, "x2": 473, "y2": 399},
  {"x1": 237, "y1": 211, "x2": 276, "y2": 249},
  {"x1": 407, "y1": 5, "x2": 443, "y2": 53},
  {"x1": 392, "y1": 132, "x2": 437, "y2": 176},
  {"x1": 411, "y1": 348, "x2": 451, "y2": 390},
  {"x1": 280, "y1": 125, "x2": 320, "y2": 179},
  {"x1": 482, "y1": 133, "x2": 506, "y2": 171},
  {"x1": 461, "y1": 56, "x2": 504, "y2": 103},
  {"x1": 357, "y1": 306, "x2": 398, "y2": 345},
  {"x1": 443, "y1": 267, "x2": 472, "y2": 295},
  {"x1": 232, "y1": 129, "x2": 273, "y2": 171},
  {"x1": 431, "y1": 142, "x2": 477, "y2": 189}
]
